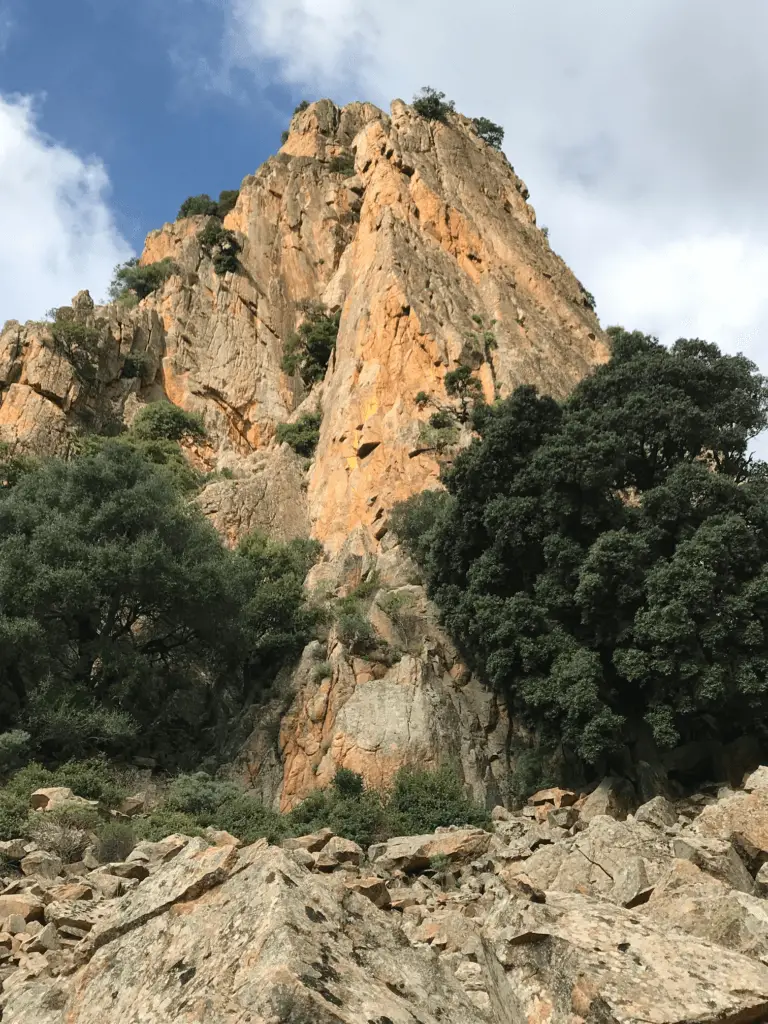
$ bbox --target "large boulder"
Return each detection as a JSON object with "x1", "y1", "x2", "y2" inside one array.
[
  {"x1": 579, "y1": 776, "x2": 636, "y2": 823},
  {"x1": 368, "y1": 829, "x2": 493, "y2": 874},
  {"x1": 693, "y1": 788, "x2": 768, "y2": 868}
]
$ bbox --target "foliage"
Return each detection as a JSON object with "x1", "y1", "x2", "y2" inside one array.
[
  {"x1": 412, "y1": 87, "x2": 456, "y2": 122},
  {"x1": 0, "y1": 443, "x2": 320, "y2": 765},
  {"x1": 177, "y1": 190, "x2": 240, "y2": 221},
  {"x1": 332, "y1": 767, "x2": 364, "y2": 798},
  {"x1": 121, "y1": 353, "x2": 151, "y2": 380},
  {"x1": 95, "y1": 821, "x2": 136, "y2": 863},
  {"x1": 471, "y1": 117, "x2": 504, "y2": 149},
  {"x1": 444, "y1": 365, "x2": 484, "y2": 421},
  {"x1": 328, "y1": 153, "x2": 355, "y2": 176},
  {"x1": 131, "y1": 809, "x2": 203, "y2": 842},
  {"x1": 214, "y1": 794, "x2": 288, "y2": 844},
  {"x1": 0, "y1": 730, "x2": 30, "y2": 770},
  {"x1": 276, "y1": 412, "x2": 322, "y2": 457},
  {"x1": 335, "y1": 598, "x2": 377, "y2": 653},
  {"x1": 311, "y1": 660, "x2": 333, "y2": 681},
  {"x1": 388, "y1": 765, "x2": 490, "y2": 834},
  {"x1": 280, "y1": 130, "x2": 290, "y2": 145},
  {"x1": 293, "y1": 100, "x2": 310, "y2": 114},
  {"x1": 394, "y1": 330, "x2": 768, "y2": 766},
  {"x1": 377, "y1": 591, "x2": 420, "y2": 650},
  {"x1": 281, "y1": 306, "x2": 340, "y2": 386},
  {"x1": 164, "y1": 773, "x2": 241, "y2": 817},
  {"x1": 0, "y1": 790, "x2": 27, "y2": 840},
  {"x1": 130, "y1": 402, "x2": 206, "y2": 443},
  {"x1": 109, "y1": 258, "x2": 178, "y2": 302},
  {"x1": 197, "y1": 220, "x2": 241, "y2": 275},
  {"x1": 48, "y1": 309, "x2": 102, "y2": 386},
  {"x1": 27, "y1": 815, "x2": 92, "y2": 863}
]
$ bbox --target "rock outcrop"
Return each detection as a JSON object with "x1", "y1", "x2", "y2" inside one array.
[
  {"x1": 6, "y1": 774, "x2": 768, "y2": 1022},
  {"x1": 0, "y1": 97, "x2": 609, "y2": 807}
]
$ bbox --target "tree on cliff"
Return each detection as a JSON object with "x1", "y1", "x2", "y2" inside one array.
[
  {"x1": 0, "y1": 440, "x2": 320, "y2": 765},
  {"x1": 392, "y1": 329, "x2": 768, "y2": 765}
]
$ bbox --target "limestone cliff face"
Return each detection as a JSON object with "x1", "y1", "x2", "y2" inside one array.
[{"x1": 0, "y1": 98, "x2": 608, "y2": 808}]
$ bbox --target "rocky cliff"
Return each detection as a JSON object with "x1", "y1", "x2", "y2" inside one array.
[{"x1": 0, "y1": 98, "x2": 608, "y2": 809}]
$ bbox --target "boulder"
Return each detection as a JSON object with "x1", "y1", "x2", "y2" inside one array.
[
  {"x1": 313, "y1": 836, "x2": 363, "y2": 870},
  {"x1": 634, "y1": 794, "x2": 677, "y2": 828},
  {"x1": 744, "y1": 765, "x2": 768, "y2": 793},
  {"x1": 20, "y1": 851, "x2": 63, "y2": 881},
  {"x1": 0, "y1": 839, "x2": 32, "y2": 861},
  {"x1": 482, "y1": 890, "x2": 768, "y2": 1024},
  {"x1": 99, "y1": 862, "x2": 149, "y2": 881},
  {"x1": 281, "y1": 828, "x2": 334, "y2": 853},
  {"x1": 528, "y1": 788, "x2": 577, "y2": 808},
  {"x1": 693, "y1": 788, "x2": 768, "y2": 867},
  {"x1": 205, "y1": 829, "x2": 242, "y2": 848},
  {"x1": 29, "y1": 788, "x2": 95, "y2": 813},
  {"x1": 344, "y1": 876, "x2": 391, "y2": 908},
  {"x1": 117, "y1": 795, "x2": 147, "y2": 817},
  {"x1": 369, "y1": 829, "x2": 493, "y2": 874},
  {"x1": 672, "y1": 834, "x2": 754, "y2": 892},
  {"x1": 579, "y1": 776, "x2": 635, "y2": 822},
  {"x1": 0, "y1": 895, "x2": 44, "y2": 925},
  {"x1": 125, "y1": 834, "x2": 190, "y2": 867}
]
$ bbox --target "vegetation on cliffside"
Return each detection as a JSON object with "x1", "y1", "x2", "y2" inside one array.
[{"x1": 394, "y1": 330, "x2": 768, "y2": 767}]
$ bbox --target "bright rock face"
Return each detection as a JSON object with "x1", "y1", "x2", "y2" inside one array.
[{"x1": 0, "y1": 99, "x2": 609, "y2": 808}]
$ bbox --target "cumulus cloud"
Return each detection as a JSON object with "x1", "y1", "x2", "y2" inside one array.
[
  {"x1": 224, "y1": 0, "x2": 768, "y2": 371},
  {"x1": 0, "y1": 94, "x2": 131, "y2": 325}
]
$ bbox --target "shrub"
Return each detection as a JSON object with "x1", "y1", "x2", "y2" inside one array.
[
  {"x1": 197, "y1": 220, "x2": 241, "y2": 275},
  {"x1": 121, "y1": 353, "x2": 151, "y2": 380},
  {"x1": 132, "y1": 810, "x2": 203, "y2": 842},
  {"x1": 48, "y1": 311, "x2": 102, "y2": 385},
  {"x1": 328, "y1": 153, "x2": 355, "y2": 176},
  {"x1": 0, "y1": 730, "x2": 30, "y2": 771},
  {"x1": 332, "y1": 767, "x2": 364, "y2": 798},
  {"x1": 54, "y1": 758, "x2": 132, "y2": 807},
  {"x1": 335, "y1": 600, "x2": 377, "y2": 653},
  {"x1": 281, "y1": 130, "x2": 290, "y2": 145},
  {"x1": 281, "y1": 306, "x2": 340, "y2": 386},
  {"x1": 27, "y1": 815, "x2": 91, "y2": 863},
  {"x1": 444, "y1": 365, "x2": 484, "y2": 421},
  {"x1": 377, "y1": 591, "x2": 420, "y2": 649},
  {"x1": 276, "y1": 413, "x2": 322, "y2": 457},
  {"x1": 412, "y1": 87, "x2": 455, "y2": 122},
  {"x1": 311, "y1": 660, "x2": 333, "y2": 681},
  {"x1": 163, "y1": 773, "x2": 241, "y2": 821},
  {"x1": 95, "y1": 821, "x2": 136, "y2": 863},
  {"x1": 109, "y1": 258, "x2": 178, "y2": 302},
  {"x1": 0, "y1": 791, "x2": 27, "y2": 840},
  {"x1": 389, "y1": 766, "x2": 490, "y2": 834},
  {"x1": 213, "y1": 794, "x2": 288, "y2": 844},
  {"x1": 293, "y1": 100, "x2": 310, "y2": 115},
  {"x1": 130, "y1": 402, "x2": 206, "y2": 442},
  {"x1": 471, "y1": 117, "x2": 504, "y2": 150},
  {"x1": 177, "y1": 194, "x2": 218, "y2": 219},
  {"x1": 215, "y1": 189, "x2": 239, "y2": 218}
]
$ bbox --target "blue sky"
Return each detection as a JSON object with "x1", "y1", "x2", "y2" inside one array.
[{"x1": 2, "y1": 0, "x2": 768, "y2": 403}]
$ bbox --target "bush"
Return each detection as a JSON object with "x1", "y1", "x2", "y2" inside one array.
[
  {"x1": 130, "y1": 402, "x2": 206, "y2": 443},
  {"x1": 27, "y1": 815, "x2": 91, "y2": 862},
  {"x1": 0, "y1": 730, "x2": 30, "y2": 771},
  {"x1": 213, "y1": 794, "x2": 287, "y2": 844},
  {"x1": 389, "y1": 766, "x2": 490, "y2": 834},
  {"x1": 412, "y1": 87, "x2": 456, "y2": 122},
  {"x1": 281, "y1": 130, "x2": 290, "y2": 145},
  {"x1": 177, "y1": 194, "x2": 218, "y2": 219},
  {"x1": 336, "y1": 601, "x2": 377, "y2": 653},
  {"x1": 48, "y1": 311, "x2": 102, "y2": 386},
  {"x1": 197, "y1": 220, "x2": 241, "y2": 275},
  {"x1": 328, "y1": 153, "x2": 355, "y2": 176},
  {"x1": 311, "y1": 660, "x2": 333, "y2": 681},
  {"x1": 95, "y1": 821, "x2": 136, "y2": 863},
  {"x1": 332, "y1": 767, "x2": 363, "y2": 798},
  {"x1": 216, "y1": 189, "x2": 239, "y2": 218},
  {"x1": 471, "y1": 117, "x2": 504, "y2": 150},
  {"x1": 276, "y1": 413, "x2": 322, "y2": 457},
  {"x1": 132, "y1": 810, "x2": 203, "y2": 842},
  {"x1": 53, "y1": 758, "x2": 132, "y2": 807},
  {"x1": 163, "y1": 773, "x2": 242, "y2": 820},
  {"x1": 0, "y1": 791, "x2": 27, "y2": 840},
  {"x1": 121, "y1": 353, "x2": 151, "y2": 380},
  {"x1": 281, "y1": 306, "x2": 340, "y2": 386},
  {"x1": 397, "y1": 331, "x2": 768, "y2": 765},
  {"x1": 293, "y1": 100, "x2": 310, "y2": 115},
  {"x1": 109, "y1": 258, "x2": 178, "y2": 302}
]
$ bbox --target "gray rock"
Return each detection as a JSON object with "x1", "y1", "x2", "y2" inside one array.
[{"x1": 635, "y1": 795, "x2": 677, "y2": 829}]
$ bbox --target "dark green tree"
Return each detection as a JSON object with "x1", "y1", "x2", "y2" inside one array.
[
  {"x1": 109, "y1": 258, "x2": 178, "y2": 302},
  {"x1": 412, "y1": 87, "x2": 456, "y2": 122},
  {"x1": 281, "y1": 306, "x2": 340, "y2": 386},
  {"x1": 392, "y1": 331, "x2": 768, "y2": 766},
  {"x1": 0, "y1": 442, "x2": 319, "y2": 765},
  {"x1": 177, "y1": 194, "x2": 218, "y2": 219},
  {"x1": 471, "y1": 117, "x2": 504, "y2": 149},
  {"x1": 197, "y1": 220, "x2": 241, "y2": 275},
  {"x1": 276, "y1": 412, "x2": 322, "y2": 456}
]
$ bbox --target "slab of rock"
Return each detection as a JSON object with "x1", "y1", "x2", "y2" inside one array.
[
  {"x1": 672, "y1": 834, "x2": 755, "y2": 893},
  {"x1": 580, "y1": 776, "x2": 635, "y2": 822},
  {"x1": 99, "y1": 862, "x2": 149, "y2": 881},
  {"x1": 482, "y1": 890, "x2": 768, "y2": 1024},
  {"x1": 2, "y1": 843, "x2": 488, "y2": 1024},
  {"x1": 281, "y1": 828, "x2": 334, "y2": 853},
  {"x1": 693, "y1": 788, "x2": 768, "y2": 866},
  {"x1": 744, "y1": 765, "x2": 768, "y2": 793},
  {"x1": 0, "y1": 895, "x2": 44, "y2": 924},
  {"x1": 369, "y1": 829, "x2": 493, "y2": 873},
  {"x1": 344, "y1": 876, "x2": 391, "y2": 908},
  {"x1": 313, "y1": 835, "x2": 363, "y2": 870},
  {"x1": 29, "y1": 788, "x2": 95, "y2": 813},
  {"x1": 124, "y1": 834, "x2": 190, "y2": 868},
  {"x1": 20, "y1": 851, "x2": 63, "y2": 880},
  {"x1": 0, "y1": 839, "x2": 32, "y2": 861},
  {"x1": 634, "y1": 794, "x2": 677, "y2": 828},
  {"x1": 529, "y1": 788, "x2": 577, "y2": 808}
]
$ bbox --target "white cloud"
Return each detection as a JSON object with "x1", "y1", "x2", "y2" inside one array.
[
  {"x1": 0, "y1": 95, "x2": 131, "y2": 325},
  {"x1": 224, "y1": 0, "x2": 768, "y2": 374}
]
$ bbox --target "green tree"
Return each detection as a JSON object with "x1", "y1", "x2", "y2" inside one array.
[
  {"x1": 197, "y1": 220, "x2": 241, "y2": 275},
  {"x1": 471, "y1": 117, "x2": 504, "y2": 150},
  {"x1": 0, "y1": 443, "x2": 319, "y2": 765},
  {"x1": 281, "y1": 306, "x2": 340, "y2": 386},
  {"x1": 412, "y1": 87, "x2": 456, "y2": 122},
  {"x1": 177, "y1": 194, "x2": 218, "y2": 219},
  {"x1": 393, "y1": 331, "x2": 768, "y2": 768},
  {"x1": 130, "y1": 402, "x2": 206, "y2": 443},
  {"x1": 109, "y1": 258, "x2": 178, "y2": 302},
  {"x1": 276, "y1": 412, "x2": 322, "y2": 456}
]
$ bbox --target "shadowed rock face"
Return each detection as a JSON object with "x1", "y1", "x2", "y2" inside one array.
[{"x1": 0, "y1": 98, "x2": 609, "y2": 808}]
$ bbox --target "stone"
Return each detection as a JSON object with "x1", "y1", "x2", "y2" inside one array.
[
  {"x1": 25, "y1": 923, "x2": 60, "y2": 954},
  {"x1": 313, "y1": 835, "x2": 364, "y2": 870},
  {"x1": 2, "y1": 842, "x2": 488, "y2": 1024},
  {"x1": 528, "y1": 787, "x2": 577, "y2": 808},
  {"x1": 0, "y1": 895, "x2": 44, "y2": 925},
  {"x1": 0, "y1": 839, "x2": 31, "y2": 861},
  {"x1": 281, "y1": 828, "x2": 334, "y2": 853},
  {"x1": 98, "y1": 862, "x2": 149, "y2": 881},
  {"x1": 634, "y1": 794, "x2": 677, "y2": 828},
  {"x1": 204, "y1": 829, "x2": 242, "y2": 848},
  {"x1": 117, "y1": 795, "x2": 147, "y2": 817},
  {"x1": 84, "y1": 872, "x2": 123, "y2": 899},
  {"x1": 482, "y1": 890, "x2": 768, "y2": 1024},
  {"x1": 756, "y1": 861, "x2": 768, "y2": 895},
  {"x1": 611, "y1": 855, "x2": 654, "y2": 907},
  {"x1": 29, "y1": 788, "x2": 95, "y2": 813},
  {"x1": 369, "y1": 829, "x2": 493, "y2": 874},
  {"x1": 48, "y1": 882, "x2": 93, "y2": 903},
  {"x1": 20, "y1": 851, "x2": 63, "y2": 881},
  {"x1": 579, "y1": 776, "x2": 635, "y2": 822},
  {"x1": 124, "y1": 834, "x2": 190, "y2": 867},
  {"x1": 5, "y1": 913, "x2": 28, "y2": 935},
  {"x1": 490, "y1": 805, "x2": 511, "y2": 821},
  {"x1": 546, "y1": 806, "x2": 577, "y2": 829},
  {"x1": 672, "y1": 834, "x2": 755, "y2": 892},
  {"x1": 344, "y1": 876, "x2": 391, "y2": 908},
  {"x1": 744, "y1": 765, "x2": 768, "y2": 793},
  {"x1": 693, "y1": 788, "x2": 768, "y2": 867}
]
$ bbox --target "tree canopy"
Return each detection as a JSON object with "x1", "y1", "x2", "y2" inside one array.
[
  {"x1": 0, "y1": 440, "x2": 319, "y2": 766},
  {"x1": 392, "y1": 329, "x2": 768, "y2": 767}
]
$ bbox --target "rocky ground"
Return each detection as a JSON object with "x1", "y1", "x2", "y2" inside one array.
[{"x1": 4, "y1": 771, "x2": 768, "y2": 1022}]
